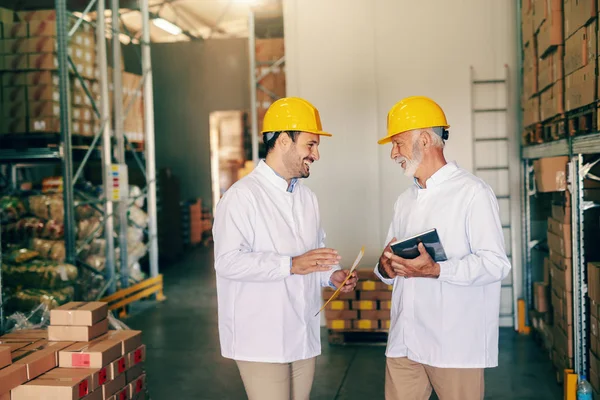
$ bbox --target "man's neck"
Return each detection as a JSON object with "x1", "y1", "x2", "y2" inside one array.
[
  {"x1": 415, "y1": 154, "x2": 448, "y2": 188},
  {"x1": 265, "y1": 156, "x2": 293, "y2": 185}
]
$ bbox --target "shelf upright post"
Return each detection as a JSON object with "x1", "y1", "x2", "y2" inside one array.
[{"x1": 248, "y1": 10, "x2": 259, "y2": 166}]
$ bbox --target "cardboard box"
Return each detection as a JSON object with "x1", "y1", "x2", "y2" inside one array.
[
  {"x1": 352, "y1": 300, "x2": 376, "y2": 311},
  {"x1": 564, "y1": 20, "x2": 597, "y2": 75},
  {"x1": 376, "y1": 282, "x2": 393, "y2": 291},
  {"x1": 523, "y1": 42, "x2": 539, "y2": 98},
  {"x1": 128, "y1": 374, "x2": 145, "y2": 399},
  {"x1": 564, "y1": 0, "x2": 597, "y2": 38},
  {"x1": 80, "y1": 389, "x2": 103, "y2": 400},
  {"x1": 547, "y1": 230, "x2": 571, "y2": 258},
  {"x1": 28, "y1": 53, "x2": 57, "y2": 70},
  {"x1": 538, "y1": 46, "x2": 564, "y2": 91},
  {"x1": 325, "y1": 300, "x2": 350, "y2": 311},
  {"x1": 2, "y1": 72, "x2": 27, "y2": 86},
  {"x1": 0, "y1": 365, "x2": 27, "y2": 394},
  {"x1": 27, "y1": 84, "x2": 59, "y2": 102},
  {"x1": 109, "y1": 356, "x2": 128, "y2": 380},
  {"x1": 0, "y1": 345, "x2": 10, "y2": 369},
  {"x1": 0, "y1": 392, "x2": 8, "y2": 400},
  {"x1": 101, "y1": 372, "x2": 126, "y2": 399},
  {"x1": 522, "y1": 95, "x2": 540, "y2": 126},
  {"x1": 11, "y1": 369, "x2": 92, "y2": 400},
  {"x1": 324, "y1": 310, "x2": 358, "y2": 320},
  {"x1": 125, "y1": 364, "x2": 143, "y2": 384},
  {"x1": 590, "y1": 350, "x2": 600, "y2": 392},
  {"x1": 58, "y1": 337, "x2": 122, "y2": 369},
  {"x1": 352, "y1": 320, "x2": 379, "y2": 330},
  {"x1": 544, "y1": 257, "x2": 552, "y2": 284},
  {"x1": 536, "y1": 7, "x2": 564, "y2": 57},
  {"x1": 534, "y1": 282, "x2": 551, "y2": 312},
  {"x1": 533, "y1": 156, "x2": 568, "y2": 192},
  {"x1": 126, "y1": 345, "x2": 145, "y2": 369},
  {"x1": 44, "y1": 368, "x2": 104, "y2": 393},
  {"x1": 48, "y1": 319, "x2": 109, "y2": 342},
  {"x1": 322, "y1": 289, "x2": 355, "y2": 301},
  {"x1": 522, "y1": 0, "x2": 535, "y2": 45},
  {"x1": 255, "y1": 38, "x2": 284, "y2": 62},
  {"x1": 13, "y1": 341, "x2": 73, "y2": 380},
  {"x1": 358, "y1": 281, "x2": 378, "y2": 291},
  {"x1": 552, "y1": 204, "x2": 572, "y2": 223},
  {"x1": 551, "y1": 257, "x2": 573, "y2": 293},
  {"x1": 590, "y1": 314, "x2": 600, "y2": 356},
  {"x1": 547, "y1": 217, "x2": 571, "y2": 239},
  {"x1": 51, "y1": 302, "x2": 108, "y2": 327},
  {"x1": 27, "y1": 71, "x2": 58, "y2": 86},
  {"x1": 539, "y1": 79, "x2": 564, "y2": 120},
  {"x1": 0, "y1": 330, "x2": 46, "y2": 340},
  {"x1": 3, "y1": 23, "x2": 28, "y2": 39},
  {"x1": 589, "y1": 262, "x2": 600, "y2": 304},
  {"x1": 359, "y1": 291, "x2": 393, "y2": 301},
  {"x1": 28, "y1": 20, "x2": 56, "y2": 37},
  {"x1": 565, "y1": 62, "x2": 597, "y2": 111},
  {"x1": 326, "y1": 320, "x2": 351, "y2": 330},
  {"x1": 358, "y1": 310, "x2": 391, "y2": 320},
  {"x1": 102, "y1": 331, "x2": 143, "y2": 356},
  {"x1": 553, "y1": 322, "x2": 574, "y2": 358},
  {"x1": 2, "y1": 54, "x2": 27, "y2": 70},
  {"x1": 379, "y1": 300, "x2": 392, "y2": 310}
]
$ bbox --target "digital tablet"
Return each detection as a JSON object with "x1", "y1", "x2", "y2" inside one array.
[{"x1": 390, "y1": 228, "x2": 448, "y2": 262}]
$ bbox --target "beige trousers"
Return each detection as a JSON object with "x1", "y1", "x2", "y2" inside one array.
[
  {"x1": 385, "y1": 357, "x2": 484, "y2": 400},
  {"x1": 236, "y1": 357, "x2": 316, "y2": 400}
]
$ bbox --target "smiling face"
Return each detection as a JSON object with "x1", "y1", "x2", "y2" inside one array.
[
  {"x1": 283, "y1": 131, "x2": 321, "y2": 179},
  {"x1": 390, "y1": 130, "x2": 423, "y2": 177}
]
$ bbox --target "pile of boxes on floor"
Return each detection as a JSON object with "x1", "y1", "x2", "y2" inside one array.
[
  {"x1": 0, "y1": 302, "x2": 147, "y2": 400},
  {"x1": 181, "y1": 198, "x2": 213, "y2": 247},
  {"x1": 520, "y1": 0, "x2": 599, "y2": 139},
  {"x1": 323, "y1": 270, "x2": 392, "y2": 332}
]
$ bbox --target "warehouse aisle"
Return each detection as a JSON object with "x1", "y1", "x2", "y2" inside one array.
[{"x1": 126, "y1": 247, "x2": 562, "y2": 400}]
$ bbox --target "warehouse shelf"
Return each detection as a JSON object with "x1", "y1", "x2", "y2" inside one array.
[{"x1": 522, "y1": 134, "x2": 600, "y2": 159}]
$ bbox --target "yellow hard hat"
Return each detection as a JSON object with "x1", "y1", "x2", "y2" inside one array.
[
  {"x1": 261, "y1": 97, "x2": 332, "y2": 137},
  {"x1": 378, "y1": 96, "x2": 449, "y2": 145}
]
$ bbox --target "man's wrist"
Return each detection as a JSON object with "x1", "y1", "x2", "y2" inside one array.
[
  {"x1": 378, "y1": 261, "x2": 391, "y2": 279},
  {"x1": 431, "y1": 262, "x2": 441, "y2": 279}
]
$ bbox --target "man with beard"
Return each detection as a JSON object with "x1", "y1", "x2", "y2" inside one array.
[
  {"x1": 213, "y1": 97, "x2": 358, "y2": 400},
  {"x1": 374, "y1": 96, "x2": 511, "y2": 400}
]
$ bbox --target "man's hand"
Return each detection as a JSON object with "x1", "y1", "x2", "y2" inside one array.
[
  {"x1": 330, "y1": 270, "x2": 358, "y2": 292},
  {"x1": 384, "y1": 242, "x2": 440, "y2": 278},
  {"x1": 378, "y1": 238, "x2": 399, "y2": 279},
  {"x1": 291, "y1": 248, "x2": 341, "y2": 275}
]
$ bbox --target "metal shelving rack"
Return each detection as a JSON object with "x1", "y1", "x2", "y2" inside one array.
[{"x1": 0, "y1": 0, "x2": 161, "y2": 328}]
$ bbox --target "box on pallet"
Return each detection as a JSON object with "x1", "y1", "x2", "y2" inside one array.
[
  {"x1": 13, "y1": 341, "x2": 73, "y2": 380},
  {"x1": 523, "y1": 42, "x2": 539, "y2": 98},
  {"x1": 534, "y1": 282, "x2": 550, "y2": 312},
  {"x1": 533, "y1": 156, "x2": 568, "y2": 192},
  {"x1": 565, "y1": 61, "x2": 597, "y2": 111},
  {"x1": 523, "y1": 96, "x2": 540, "y2": 127},
  {"x1": 536, "y1": 2, "x2": 563, "y2": 57},
  {"x1": 11, "y1": 369, "x2": 93, "y2": 400},
  {"x1": 522, "y1": 0, "x2": 534, "y2": 45},
  {"x1": 564, "y1": 20, "x2": 597, "y2": 75},
  {"x1": 564, "y1": 0, "x2": 597, "y2": 39},
  {"x1": 538, "y1": 46, "x2": 564, "y2": 91},
  {"x1": 539, "y1": 79, "x2": 564, "y2": 121}
]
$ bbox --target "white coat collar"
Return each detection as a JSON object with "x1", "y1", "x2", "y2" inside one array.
[
  {"x1": 256, "y1": 159, "x2": 298, "y2": 193},
  {"x1": 417, "y1": 161, "x2": 459, "y2": 190}
]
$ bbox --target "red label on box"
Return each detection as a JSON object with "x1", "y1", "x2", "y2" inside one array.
[
  {"x1": 72, "y1": 353, "x2": 91, "y2": 367},
  {"x1": 136, "y1": 378, "x2": 143, "y2": 393},
  {"x1": 118, "y1": 357, "x2": 126, "y2": 373},
  {"x1": 118, "y1": 389, "x2": 127, "y2": 400},
  {"x1": 98, "y1": 367, "x2": 107, "y2": 385},
  {"x1": 78, "y1": 380, "x2": 89, "y2": 397},
  {"x1": 134, "y1": 348, "x2": 143, "y2": 364}
]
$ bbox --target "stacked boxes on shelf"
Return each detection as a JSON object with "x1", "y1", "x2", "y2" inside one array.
[
  {"x1": 0, "y1": 9, "x2": 98, "y2": 136},
  {"x1": 588, "y1": 262, "x2": 600, "y2": 397},
  {"x1": 119, "y1": 71, "x2": 145, "y2": 145},
  {"x1": 522, "y1": 0, "x2": 540, "y2": 128},
  {"x1": 0, "y1": 302, "x2": 148, "y2": 399},
  {"x1": 255, "y1": 38, "x2": 285, "y2": 134},
  {"x1": 180, "y1": 198, "x2": 213, "y2": 247},
  {"x1": 323, "y1": 269, "x2": 392, "y2": 334},
  {"x1": 563, "y1": 0, "x2": 597, "y2": 112}
]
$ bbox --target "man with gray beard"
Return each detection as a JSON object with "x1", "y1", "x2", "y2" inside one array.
[{"x1": 374, "y1": 96, "x2": 511, "y2": 400}]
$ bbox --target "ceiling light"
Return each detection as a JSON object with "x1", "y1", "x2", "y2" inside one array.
[{"x1": 152, "y1": 18, "x2": 182, "y2": 35}]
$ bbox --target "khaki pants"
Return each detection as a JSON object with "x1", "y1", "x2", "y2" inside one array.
[
  {"x1": 385, "y1": 357, "x2": 484, "y2": 400},
  {"x1": 236, "y1": 357, "x2": 316, "y2": 400}
]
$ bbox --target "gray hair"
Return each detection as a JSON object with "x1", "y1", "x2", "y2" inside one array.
[{"x1": 412, "y1": 128, "x2": 445, "y2": 148}]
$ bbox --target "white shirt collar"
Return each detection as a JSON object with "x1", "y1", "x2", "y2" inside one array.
[
  {"x1": 256, "y1": 159, "x2": 298, "y2": 193},
  {"x1": 415, "y1": 161, "x2": 459, "y2": 190}
]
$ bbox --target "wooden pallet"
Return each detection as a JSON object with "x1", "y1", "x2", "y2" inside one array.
[
  {"x1": 522, "y1": 123, "x2": 543, "y2": 146},
  {"x1": 541, "y1": 114, "x2": 567, "y2": 142},
  {"x1": 0, "y1": 133, "x2": 96, "y2": 150},
  {"x1": 328, "y1": 329, "x2": 388, "y2": 345},
  {"x1": 567, "y1": 103, "x2": 598, "y2": 136}
]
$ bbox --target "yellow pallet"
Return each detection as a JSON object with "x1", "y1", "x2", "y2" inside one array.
[{"x1": 101, "y1": 275, "x2": 166, "y2": 318}]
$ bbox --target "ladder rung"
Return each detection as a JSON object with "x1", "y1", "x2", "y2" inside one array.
[
  {"x1": 496, "y1": 195, "x2": 510, "y2": 199},
  {"x1": 475, "y1": 137, "x2": 508, "y2": 142},
  {"x1": 502, "y1": 225, "x2": 511, "y2": 229},
  {"x1": 476, "y1": 166, "x2": 509, "y2": 171},
  {"x1": 474, "y1": 108, "x2": 508, "y2": 113},
  {"x1": 501, "y1": 284, "x2": 513, "y2": 288},
  {"x1": 473, "y1": 79, "x2": 507, "y2": 84}
]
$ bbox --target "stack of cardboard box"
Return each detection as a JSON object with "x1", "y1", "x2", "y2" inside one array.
[
  {"x1": 255, "y1": 38, "x2": 285, "y2": 134},
  {"x1": 0, "y1": 302, "x2": 148, "y2": 400},
  {"x1": 563, "y1": 0, "x2": 597, "y2": 112},
  {"x1": 121, "y1": 72, "x2": 144, "y2": 144},
  {"x1": 522, "y1": 0, "x2": 540, "y2": 128},
  {"x1": 324, "y1": 270, "x2": 392, "y2": 332},
  {"x1": 588, "y1": 262, "x2": 600, "y2": 398}
]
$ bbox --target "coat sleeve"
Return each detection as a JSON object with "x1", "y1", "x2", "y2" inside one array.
[
  {"x1": 437, "y1": 186, "x2": 512, "y2": 286},
  {"x1": 213, "y1": 188, "x2": 291, "y2": 282},
  {"x1": 374, "y1": 219, "x2": 396, "y2": 286}
]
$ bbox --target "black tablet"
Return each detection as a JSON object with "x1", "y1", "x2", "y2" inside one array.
[{"x1": 390, "y1": 228, "x2": 448, "y2": 262}]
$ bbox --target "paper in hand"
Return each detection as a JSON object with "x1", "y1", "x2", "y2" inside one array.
[{"x1": 315, "y1": 246, "x2": 365, "y2": 317}]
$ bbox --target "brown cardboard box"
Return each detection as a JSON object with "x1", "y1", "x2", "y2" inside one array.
[
  {"x1": 358, "y1": 281, "x2": 378, "y2": 291},
  {"x1": 550, "y1": 254, "x2": 573, "y2": 292},
  {"x1": 533, "y1": 0, "x2": 548, "y2": 32},
  {"x1": 14, "y1": 341, "x2": 73, "y2": 380},
  {"x1": 544, "y1": 257, "x2": 552, "y2": 284},
  {"x1": 326, "y1": 320, "x2": 351, "y2": 330},
  {"x1": 325, "y1": 300, "x2": 350, "y2": 311},
  {"x1": 534, "y1": 282, "x2": 550, "y2": 312},
  {"x1": 0, "y1": 345, "x2": 11, "y2": 368},
  {"x1": 539, "y1": 79, "x2": 564, "y2": 120},
  {"x1": 0, "y1": 341, "x2": 37, "y2": 352},
  {"x1": 522, "y1": 96, "x2": 540, "y2": 126},
  {"x1": 126, "y1": 345, "x2": 145, "y2": 369},
  {"x1": 3, "y1": 23, "x2": 28, "y2": 39},
  {"x1": 590, "y1": 350, "x2": 600, "y2": 392},
  {"x1": 58, "y1": 337, "x2": 122, "y2": 369},
  {"x1": 553, "y1": 322, "x2": 574, "y2": 359},
  {"x1": 552, "y1": 204, "x2": 572, "y2": 223},
  {"x1": 359, "y1": 310, "x2": 391, "y2": 320},
  {"x1": 547, "y1": 217, "x2": 571, "y2": 239},
  {"x1": 522, "y1": 0, "x2": 535, "y2": 45},
  {"x1": 381, "y1": 320, "x2": 391, "y2": 330},
  {"x1": 128, "y1": 374, "x2": 145, "y2": 399},
  {"x1": 538, "y1": 46, "x2": 564, "y2": 91},
  {"x1": 255, "y1": 38, "x2": 284, "y2": 62},
  {"x1": 565, "y1": 61, "x2": 597, "y2": 111},
  {"x1": 2, "y1": 72, "x2": 27, "y2": 86},
  {"x1": 325, "y1": 310, "x2": 358, "y2": 320},
  {"x1": 0, "y1": 365, "x2": 27, "y2": 394},
  {"x1": 523, "y1": 42, "x2": 539, "y2": 97},
  {"x1": 0, "y1": 330, "x2": 46, "y2": 340},
  {"x1": 28, "y1": 20, "x2": 56, "y2": 37},
  {"x1": 3, "y1": 54, "x2": 27, "y2": 70},
  {"x1": 125, "y1": 364, "x2": 143, "y2": 384},
  {"x1": 11, "y1": 369, "x2": 92, "y2": 400},
  {"x1": 564, "y1": 21, "x2": 597, "y2": 75},
  {"x1": 533, "y1": 156, "x2": 568, "y2": 192},
  {"x1": 564, "y1": 0, "x2": 597, "y2": 38},
  {"x1": 2, "y1": 118, "x2": 26, "y2": 134},
  {"x1": 379, "y1": 300, "x2": 392, "y2": 311},
  {"x1": 102, "y1": 331, "x2": 143, "y2": 356},
  {"x1": 27, "y1": 84, "x2": 59, "y2": 102},
  {"x1": 44, "y1": 368, "x2": 103, "y2": 393},
  {"x1": 3, "y1": 86, "x2": 25, "y2": 103},
  {"x1": 28, "y1": 53, "x2": 57, "y2": 70},
  {"x1": 80, "y1": 389, "x2": 103, "y2": 400},
  {"x1": 360, "y1": 291, "x2": 393, "y2": 301},
  {"x1": 51, "y1": 302, "x2": 108, "y2": 327},
  {"x1": 352, "y1": 320, "x2": 379, "y2": 330},
  {"x1": 376, "y1": 282, "x2": 393, "y2": 291},
  {"x1": 109, "y1": 355, "x2": 128, "y2": 380},
  {"x1": 0, "y1": 392, "x2": 8, "y2": 400},
  {"x1": 29, "y1": 117, "x2": 60, "y2": 133},
  {"x1": 3, "y1": 38, "x2": 27, "y2": 53},
  {"x1": 102, "y1": 373, "x2": 126, "y2": 400},
  {"x1": 536, "y1": 7, "x2": 564, "y2": 57},
  {"x1": 352, "y1": 300, "x2": 377, "y2": 311},
  {"x1": 322, "y1": 289, "x2": 355, "y2": 301},
  {"x1": 590, "y1": 314, "x2": 600, "y2": 356},
  {"x1": 589, "y1": 262, "x2": 600, "y2": 304},
  {"x1": 547, "y1": 230, "x2": 571, "y2": 258},
  {"x1": 48, "y1": 319, "x2": 109, "y2": 342},
  {"x1": 16, "y1": 10, "x2": 56, "y2": 22},
  {"x1": 27, "y1": 71, "x2": 58, "y2": 86}
]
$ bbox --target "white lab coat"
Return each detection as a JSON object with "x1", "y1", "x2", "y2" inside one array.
[
  {"x1": 213, "y1": 160, "x2": 338, "y2": 363},
  {"x1": 375, "y1": 162, "x2": 511, "y2": 368}
]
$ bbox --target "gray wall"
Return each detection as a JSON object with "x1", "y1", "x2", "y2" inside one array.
[{"x1": 151, "y1": 38, "x2": 250, "y2": 208}]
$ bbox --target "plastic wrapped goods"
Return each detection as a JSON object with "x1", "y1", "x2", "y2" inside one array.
[
  {"x1": 2, "y1": 260, "x2": 78, "y2": 289},
  {"x1": 4, "y1": 286, "x2": 75, "y2": 314},
  {"x1": 31, "y1": 238, "x2": 66, "y2": 262},
  {"x1": 28, "y1": 194, "x2": 64, "y2": 223},
  {"x1": 4, "y1": 248, "x2": 40, "y2": 264},
  {"x1": 0, "y1": 196, "x2": 27, "y2": 223}
]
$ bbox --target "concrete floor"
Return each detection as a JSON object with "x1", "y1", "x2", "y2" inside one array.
[{"x1": 126, "y1": 247, "x2": 563, "y2": 400}]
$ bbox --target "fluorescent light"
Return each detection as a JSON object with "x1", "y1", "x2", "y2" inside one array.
[{"x1": 152, "y1": 18, "x2": 182, "y2": 35}]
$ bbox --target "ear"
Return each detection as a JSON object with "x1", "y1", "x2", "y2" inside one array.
[{"x1": 278, "y1": 132, "x2": 291, "y2": 148}]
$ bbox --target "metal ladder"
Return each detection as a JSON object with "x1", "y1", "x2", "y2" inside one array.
[{"x1": 470, "y1": 65, "x2": 518, "y2": 328}]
